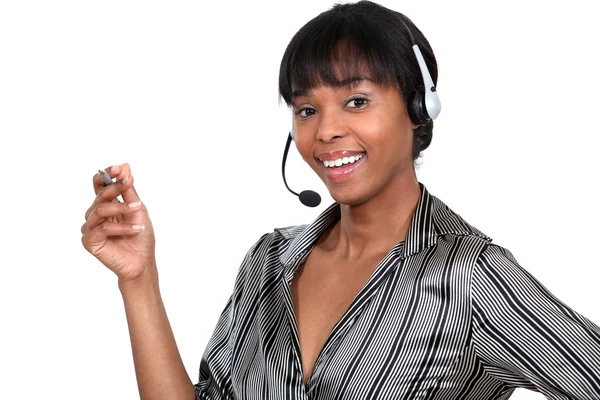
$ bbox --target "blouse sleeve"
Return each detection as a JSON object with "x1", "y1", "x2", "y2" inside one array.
[
  {"x1": 193, "y1": 233, "x2": 271, "y2": 400},
  {"x1": 193, "y1": 293, "x2": 235, "y2": 400},
  {"x1": 470, "y1": 243, "x2": 600, "y2": 399}
]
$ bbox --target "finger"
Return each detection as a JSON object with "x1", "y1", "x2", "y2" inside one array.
[
  {"x1": 109, "y1": 163, "x2": 131, "y2": 183},
  {"x1": 102, "y1": 163, "x2": 142, "y2": 204},
  {"x1": 117, "y1": 163, "x2": 142, "y2": 204},
  {"x1": 81, "y1": 222, "x2": 145, "y2": 254},
  {"x1": 93, "y1": 164, "x2": 122, "y2": 194},
  {"x1": 85, "y1": 178, "x2": 133, "y2": 220},
  {"x1": 122, "y1": 176, "x2": 142, "y2": 204},
  {"x1": 82, "y1": 200, "x2": 143, "y2": 233}
]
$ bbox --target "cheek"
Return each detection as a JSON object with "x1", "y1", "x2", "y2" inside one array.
[
  {"x1": 391, "y1": 131, "x2": 414, "y2": 165},
  {"x1": 365, "y1": 125, "x2": 413, "y2": 170},
  {"x1": 294, "y1": 137, "x2": 315, "y2": 165}
]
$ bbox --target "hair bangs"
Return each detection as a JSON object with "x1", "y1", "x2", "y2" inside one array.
[{"x1": 279, "y1": 11, "x2": 399, "y2": 105}]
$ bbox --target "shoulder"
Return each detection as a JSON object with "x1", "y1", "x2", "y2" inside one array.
[
  {"x1": 429, "y1": 192, "x2": 492, "y2": 244},
  {"x1": 244, "y1": 224, "x2": 309, "y2": 257},
  {"x1": 238, "y1": 223, "x2": 309, "y2": 278},
  {"x1": 423, "y1": 189, "x2": 535, "y2": 292},
  {"x1": 228, "y1": 223, "x2": 310, "y2": 298},
  {"x1": 474, "y1": 242, "x2": 524, "y2": 280},
  {"x1": 471, "y1": 242, "x2": 557, "y2": 308},
  {"x1": 424, "y1": 192, "x2": 493, "y2": 265},
  {"x1": 273, "y1": 224, "x2": 309, "y2": 241}
]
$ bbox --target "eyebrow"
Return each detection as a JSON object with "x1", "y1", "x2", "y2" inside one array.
[{"x1": 292, "y1": 75, "x2": 374, "y2": 98}]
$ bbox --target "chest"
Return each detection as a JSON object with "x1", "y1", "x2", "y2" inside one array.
[
  {"x1": 228, "y1": 238, "x2": 488, "y2": 398},
  {"x1": 290, "y1": 251, "x2": 382, "y2": 384}
]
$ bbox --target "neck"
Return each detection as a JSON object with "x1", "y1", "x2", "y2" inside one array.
[{"x1": 326, "y1": 174, "x2": 421, "y2": 261}]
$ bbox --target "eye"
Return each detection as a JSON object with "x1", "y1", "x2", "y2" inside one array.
[
  {"x1": 346, "y1": 97, "x2": 369, "y2": 108},
  {"x1": 295, "y1": 107, "x2": 316, "y2": 118}
]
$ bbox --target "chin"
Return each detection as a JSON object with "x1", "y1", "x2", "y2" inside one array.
[{"x1": 328, "y1": 188, "x2": 371, "y2": 207}]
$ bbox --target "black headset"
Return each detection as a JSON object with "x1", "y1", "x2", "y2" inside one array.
[{"x1": 282, "y1": 18, "x2": 441, "y2": 207}]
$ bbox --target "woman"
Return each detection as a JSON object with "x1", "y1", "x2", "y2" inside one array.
[{"x1": 81, "y1": 1, "x2": 600, "y2": 399}]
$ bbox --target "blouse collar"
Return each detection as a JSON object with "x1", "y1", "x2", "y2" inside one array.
[{"x1": 277, "y1": 182, "x2": 492, "y2": 269}]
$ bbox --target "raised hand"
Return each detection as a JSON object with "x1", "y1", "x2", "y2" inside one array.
[{"x1": 81, "y1": 163, "x2": 156, "y2": 283}]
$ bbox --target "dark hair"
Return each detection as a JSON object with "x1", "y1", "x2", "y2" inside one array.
[{"x1": 278, "y1": 0, "x2": 438, "y2": 163}]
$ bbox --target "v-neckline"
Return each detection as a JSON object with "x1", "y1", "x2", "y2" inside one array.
[{"x1": 280, "y1": 240, "x2": 406, "y2": 391}]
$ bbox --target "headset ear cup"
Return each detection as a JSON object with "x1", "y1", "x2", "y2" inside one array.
[{"x1": 409, "y1": 89, "x2": 431, "y2": 126}]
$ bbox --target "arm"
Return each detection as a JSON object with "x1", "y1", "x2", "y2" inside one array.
[
  {"x1": 81, "y1": 164, "x2": 195, "y2": 400},
  {"x1": 119, "y1": 231, "x2": 270, "y2": 400},
  {"x1": 119, "y1": 267, "x2": 196, "y2": 400},
  {"x1": 471, "y1": 244, "x2": 600, "y2": 399}
]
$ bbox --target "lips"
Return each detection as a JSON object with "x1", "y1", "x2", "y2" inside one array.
[{"x1": 320, "y1": 153, "x2": 366, "y2": 181}]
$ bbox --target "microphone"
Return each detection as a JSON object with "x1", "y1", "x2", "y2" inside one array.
[{"x1": 282, "y1": 132, "x2": 321, "y2": 207}]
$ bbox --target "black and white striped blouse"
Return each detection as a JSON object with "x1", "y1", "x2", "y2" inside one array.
[{"x1": 194, "y1": 182, "x2": 600, "y2": 399}]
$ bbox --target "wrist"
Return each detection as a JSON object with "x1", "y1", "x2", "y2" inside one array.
[{"x1": 118, "y1": 265, "x2": 159, "y2": 293}]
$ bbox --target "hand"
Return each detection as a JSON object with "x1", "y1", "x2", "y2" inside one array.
[{"x1": 81, "y1": 163, "x2": 156, "y2": 282}]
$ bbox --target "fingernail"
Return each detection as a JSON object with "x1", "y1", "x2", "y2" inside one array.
[
  {"x1": 122, "y1": 176, "x2": 129, "y2": 184},
  {"x1": 128, "y1": 201, "x2": 141, "y2": 208},
  {"x1": 110, "y1": 165, "x2": 119, "y2": 173},
  {"x1": 132, "y1": 224, "x2": 145, "y2": 230}
]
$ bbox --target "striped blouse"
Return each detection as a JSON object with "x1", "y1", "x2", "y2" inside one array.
[{"x1": 193, "y1": 182, "x2": 600, "y2": 399}]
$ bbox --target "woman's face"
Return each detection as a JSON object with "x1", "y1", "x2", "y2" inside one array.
[{"x1": 292, "y1": 76, "x2": 418, "y2": 206}]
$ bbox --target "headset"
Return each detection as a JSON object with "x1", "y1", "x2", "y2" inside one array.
[{"x1": 282, "y1": 18, "x2": 441, "y2": 207}]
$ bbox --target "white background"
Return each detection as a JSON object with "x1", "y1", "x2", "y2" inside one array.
[{"x1": 1, "y1": 0, "x2": 598, "y2": 399}]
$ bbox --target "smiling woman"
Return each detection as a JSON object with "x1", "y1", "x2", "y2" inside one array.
[
  {"x1": 278, "y1": 4, "x2": 439, "y2": 164},
  {"x1": 291, "y1": 82, "x2": 417, "y2": 204},
  {"x1": 77, "y1": 1, "x2": 600, "y2": 400},
  {"x1": 192, "y1": 1, "x2": 600, "y2": 398}
]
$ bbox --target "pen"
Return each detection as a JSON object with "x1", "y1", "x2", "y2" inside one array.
[{"x1": 98, "y1": 169, "x2": 114, "y2": 186}]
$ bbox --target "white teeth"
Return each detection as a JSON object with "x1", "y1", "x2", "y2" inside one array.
[{"x1": 322, "y1": 153, "x2": 365, "y2": 168}]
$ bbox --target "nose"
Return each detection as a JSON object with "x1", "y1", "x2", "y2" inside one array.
[{"x1": 316, "y1": 109, "x2": 347, "y2": 143}]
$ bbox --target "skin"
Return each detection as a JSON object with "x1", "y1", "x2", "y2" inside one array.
[
  {"x1": 291, "y1": 76, "x2": 422, "y2": 258},
  {"x1": 81, "y1": 164, "x2": 155, "y2": 282},
  {"x1": 289, "y1": 76, "x2": 423, "y2": 384}
]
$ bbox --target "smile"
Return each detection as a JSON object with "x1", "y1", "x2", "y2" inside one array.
[
  {"x1": 322, "y1": 153, "x2": 365, "y2": 168},
  {"x1": 320, "y1": 153, "x2": 366, "y2": 181}
]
